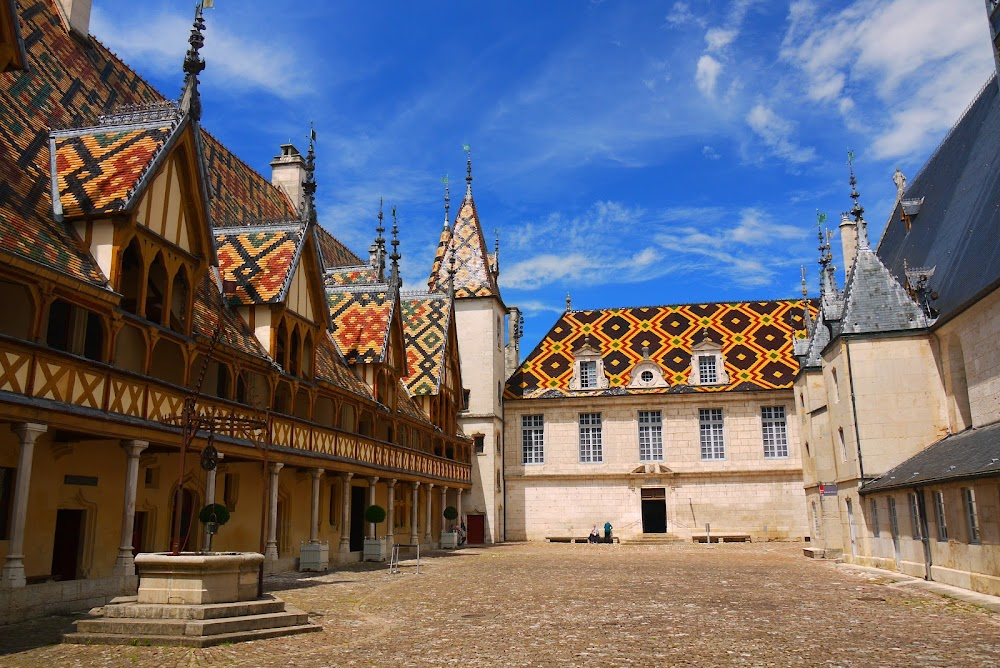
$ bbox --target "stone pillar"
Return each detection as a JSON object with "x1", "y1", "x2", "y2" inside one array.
[
  {"x1": 440, "y1": 486, "x2": 449, "y2": 538},
  {"x1": 424, "y1": 483, "x2": 434, "y2": 543},
  {"x1": 115, "y1": 439, "x2": 149, "y2": 575},
  {"x1": 200, "y1": 452, "x2": 225, "y2": 552},
  {"x1": 385, "y1": 479, "x2": 396, "y2": 547},
  {"x1": 367, "y1": 476, "x2": 379, "y2": 539},
  {"x1": 310, "y1": 468, "x2": 324, "y2": 543},
  {"x1": 409, "y1": 482, "x2": 420, "y2": 545},
  {"x1": 264, "y1": 462, "x2": 283, "y2": 560},
  {"x1": 457, "y1": 489, "x2": 464, "y2": 527},
  {"x1": 338, "y1": 472, "x2": 353, "y2": 554},
  {"x1": 1, "y1": 423, "x2": 46, "y2": 588}
]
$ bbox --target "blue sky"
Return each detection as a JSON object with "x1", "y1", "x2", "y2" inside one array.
[{"x1": 92, "y1": 0, "x2": 996, "y2": 355}]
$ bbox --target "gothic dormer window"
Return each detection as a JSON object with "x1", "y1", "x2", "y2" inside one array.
[
  {"x1": 687, "y1": 331, "x2": 729, "y2": 387},
  {"x1": 627, "y1": 346, "x2": 668, "y2": 389},
  {"x1": 569, "y1": 335, "x2": 609, "y2": 391}
]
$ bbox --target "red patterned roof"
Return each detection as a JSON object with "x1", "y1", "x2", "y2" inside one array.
[
  {"x1": 401, "y1": 294, "x2": 450, "y2": 396},
  {"x1": 191, "y1": 272, "x2": 266, "y2": 358},
  {"x1": 52, "y1": 122, "x2": 175, "y2": 218},
  {"x1": 325, "y1": 264, "x2": 379, "y2": 287},
  {"x1": 202, "y1": 131, "x2": 296, "y2": 225},
  {"x1": 315, "y1": 330, "x2": 372, "y2": 398},
  {"x1": 506, "y1": 300, "x2": 812, "y2": 400},
  {"x1": 215, "y1": 224, "x2": 304, "y2": 305},
  {"x1": 327, "y1": 287, "x2": 393, "y2": 364}
]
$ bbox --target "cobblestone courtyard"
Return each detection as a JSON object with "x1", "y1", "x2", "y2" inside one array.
[{"x1": 1, "y1": 542, "x2": 998, "y2": 667}]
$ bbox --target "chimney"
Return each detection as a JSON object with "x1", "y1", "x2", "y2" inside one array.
[
  {"x1": 504, "y1": 305, "x2": 523, "y2": 380},
  {"x1": 270, "y1": 144, "x2": 306, "y2": 215},
  {"x1": 987, "y1": 0, "x2": 1000, "y2": 87},
  {"x1": 839, "y1": 212, "x2": 857, "y2": 280},
  {"x1": 56, "y1": 0, "x2": 92, "y2": 38}
]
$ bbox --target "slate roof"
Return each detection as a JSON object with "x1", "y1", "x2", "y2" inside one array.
[
  {"x1": 506, "y1": 300, "x2": 809, "y2": 400},
  {"x1": 840, "y1": 247, "x2": 929, "y2": 334},
  {"x1": 327, "y1": 286, "x2": 393, "y2": 364},
  {"x1": 214, "y1": 223, "x2": 306, "y2": 305},
  {"x1": 0, "y1": 0, "x2": 164, "y2": 285},
  {"x1": 401, "y1": 293, "x2": 451, "y2": 396},
  {"x1": 861, "y1": 421, "x2": 1000, "y2": 493},
  {"x1": 427, "y1": 185, "x2": 500, "y2": 299},
  {"x1": 50, "y1": 120, "x2": 176, "y2": 219},
  {"x1": 877, "y1": 76, "x2": 1000, "y2": 322}
]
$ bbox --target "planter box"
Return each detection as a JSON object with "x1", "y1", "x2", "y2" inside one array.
[
  {"x1": 134, "y1": 552, "x2": 264, "y2": 605},
  {"x1": 440, "y1": 532, "x2": 459, "y2": 549},
  {"x1": 299, "y1": 542, "x2": 330, "y2": 572},
  {"x1": 363, "y1": 538, "x2": 387, "y2": 562}
]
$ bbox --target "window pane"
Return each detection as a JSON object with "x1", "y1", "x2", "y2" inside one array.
[
  {"x1": 521, "y1": 414, "x2": 544, "y2": 464},
  {"x1": 934, "y1": 491, "x2": 948, "y2": 541},
  {"x1": 638, "y1": 410, "x2": 663, "y2": 461},
  {"x1": 698, "y1": 356, "x2": 717, "y2": 384},
  {"x1": 963, "y1": 488, "x2": 980, "y2": 544},
  {"x1": 761, "y1": 406, "x2": 788, "y2": 458},
  {"x1": 699, "y1": 408, "x2": 725, "y2": 459},
  {"x1": 909, "y1": 493, "x2": 922, "y2": 541},
  {"x1": 579, "y1": 412, "x2": 603, "y2": 463},
  {"x1": 580, "y1": 361, "x2": 597, "y2": 389}
]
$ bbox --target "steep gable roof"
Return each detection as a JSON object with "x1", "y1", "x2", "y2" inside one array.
[
  {"x1": 327, "y1": 285, "x2": 394, "y2": 364},
  {"x1": 325, "y1": 264, "x2": 379, "y2": 288},
  {"x1": 840, "y1": 248, "x2": 928, "y2": 334},
  {"x1": 214, "y1": 222, "x2": 306, "y2": 305},
  {"x1": 191, "y1": 271, "x2": 266, "y2": 358},
  {"x1": 506, "y1": 300, "x2": 809, "y2": 400},
  {"x1": 400, "y1": 292, "x2": 451, "y2": 396},
  {"x1": 314, "y1": 330, "x2": 372, "y2": 398},
  {"x1": 877, "y1": 76, "x2": 1000, "y2": 322},
  {"x1": 202, "y1": 131, "x2": 296, "y2": 225},
  {"x1": 427, "y1": 192, "x2": 499, "y2": 299}
]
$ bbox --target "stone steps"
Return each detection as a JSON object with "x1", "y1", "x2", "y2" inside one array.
[
  {"x1": 624, "y1": 533, "x2": 686, "y2": 545},
  {"x1": 64, "y1": 595, "x2": 321, "y2": 647}
]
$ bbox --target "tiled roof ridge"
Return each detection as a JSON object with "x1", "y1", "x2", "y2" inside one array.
[
  {"x1": 324, "y1": 262, "x2": 372, "y2": 275},
  {"x1": 326, "y1": 282, "x2": 389, "y2": 295},
  {"x1": 200, "y1": 127, "x2": 296, "y2": 220},
  {"x1": 565, "y1": 296, "x2": 812, "y2": 313},
  {"x1": 400, "y1": 290, "x2": 447, "y2": 299},
  {"x1": 274, "y1": 225, "x2": 309, "y2": 303},
  {"x1": 214, "y1": 221, "x2": 305, "y2": 234},
  {"x1": 49, "y1": 116, "x2": 178, "y2": 137}
]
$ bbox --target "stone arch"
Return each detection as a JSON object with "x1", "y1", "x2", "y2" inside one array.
[
  {"x1": 114, "y1": 323, "x2": 147, "y2": 373},
  {"x1": 150, "y1": 337, "x2": 185, "y2": 386},
  {"x1": 145, "y1": 251, "x2": 168, "y2": 325},
  {"x1": 119, "y1": 237, "x2": 143, "y2": 315},
  {"x1": 169, "y1": 265, "x2": 190, "y2": 334}
]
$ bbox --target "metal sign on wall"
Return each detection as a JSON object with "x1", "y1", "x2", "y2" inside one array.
[{"x1": 819, "y1": 483, "x2": 839, "y2": 496}]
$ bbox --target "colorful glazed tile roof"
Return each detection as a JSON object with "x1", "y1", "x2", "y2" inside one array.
[
  {"x1": 191, "y1": 273, "x2": 266, "y2": 358},
  {"x1": 202, "y1": 131, "x2": 297, "y2": 226},
  {"x1": 396, "y1": 379, "x2": 425, "y2": 421},
  {"x1": 327, "y1": 286, "x2": 393, "y2": 364},
  {"x1": 427, "y1": 194, "x2": 500, "y2": 299},
  {"x1": 505, "y1": 300, "x2": 811, "y2": 400},
  {"x1": 214, "y1": 224, "x2": 305, "y2": 305},
  {"x1": 314, "y1": 225, "x2": 362, "y2": 271},
  {"x1": 401, "y1": 293, "x2": 451, "y2": 396},
  {"x1": 325, "y1": 264, "x2": 379, "y2": 287},
  {"x1": 51, "y1": 121, "x2": 175, "y2": 218},
  {"x1": 315, "y1": 331, "x2": 372, "y2": 398},
  {"x1": 0, "y1": 0, "x2": 164, "y2": 285}
]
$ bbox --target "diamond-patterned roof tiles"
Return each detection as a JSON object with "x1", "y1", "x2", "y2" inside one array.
[
  {"x1": 325, "y1": 264, "x2": 379, "y2": 287},
  {"x1": 315, "y1": 330, "x2": 372, "y2": 398},
  {"x1": 327, "y1": 287, "x2": 393, "y2": 364},
  {"x1": 401, "y1": 293, "x2": 451, "y2": 396},
  {"x1": 202, "y1": 131, "x2": 297, "y2": 226},
  {"x1": 427, "y1": 195, "x2": 499, "y2": 299},
  {"x1": 505, "y1": 300, "x2": 810, "y2": 399},
  {"x1": 52, "y1": 122, "x2": 175, "y2": 218},
  {"x1": 215, "y1": 224, "x2": 305, "y2": 305},
  {"x1": 0, "y1": 0, "x2": 164, "y2": 285}
]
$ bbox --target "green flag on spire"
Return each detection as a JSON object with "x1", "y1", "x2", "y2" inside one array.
[
  {"x1": 442, "y1": 175, "x2": 448, "y2": 184},
  {"x1": 462, "y1": 144, "x2": 471, "y2": 152},
  {"x1": 816, "y1": 210, "x2": 827, "y2": 225},
  {"x1": 847, "y1": 148, "x2": 854, "y2": 165}
]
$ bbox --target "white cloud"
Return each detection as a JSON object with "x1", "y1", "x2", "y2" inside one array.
[
  {"x1": 705, "y1": 28, "x2": 737, "y2": 52},
  {"x1": 695, "y1": 55, "x2": 722, "y2": 97},
  {"x1": 745, "y1": 104, "x2": 816, "y2": 164},
  {"x1": 514, "y1": 300, "x2": 565, "y2": 316},
  {"x1": 91, "y1": 8, "x2": 311, "y2": 99},
  {"x1": 665, "y1": 2, "x2": 702, "y2": 28},
  {"x1": 702, "y1": 145, "x2": 721, "y2": 160}
]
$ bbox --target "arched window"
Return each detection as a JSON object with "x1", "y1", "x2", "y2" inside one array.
[
  {"x1": 339, "y1": 403, "x2": 356, "y2": 432},
  {"x1": 294, "y1": 388, "x2": 311, "y2": 420},
  {"x1": 169, "y1": 266, "x2": 190, "y2": 334},
  {"x1": 301, "y1": 332, "x2": 314, "y2": 380},
  {"x1": 150, "y1": 338, "x2": 185, "y2": 386},
  {"x1": 0, "y1": 281, "x2": 33, "y2": 340},
  {"x1": 274, "y1": 382, "x2": 293, "y2": 415},
  {"x1": 289, "y1": 328, "x2": 300, "y2": 377},
  {"x1": 275, "y1": 320, "x2": 288, "y2": 372},
  {"x1": 314, "y1": 396, "x2": 335, "y2": 427},
  {"x1": 145, "y1": 252, "x2": 168, "y2": 325},
  {"x1": 358, "y1": 410, "x2": 373, "y2": 437},
  {"x1": 119, "y1": 238, "x2": 143, "y2": 315}
]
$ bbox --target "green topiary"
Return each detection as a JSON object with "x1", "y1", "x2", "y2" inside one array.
[
  {"x1": 198, "y1": 503, "x2": 231, "y2": 527},
  {"x1": 365, "y1": 504, "x2": 387, "y2": 524},
  {"x1": 443, "y1": 505, "x2": 458, "y2": 521}
]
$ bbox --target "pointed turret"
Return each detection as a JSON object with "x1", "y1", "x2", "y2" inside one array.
[{"x1": 426, "y1": 147, "x2": 501, "y2": 299}]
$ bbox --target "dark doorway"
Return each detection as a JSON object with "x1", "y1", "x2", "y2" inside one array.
[
  {"x1": 170, "y1": 488, "x2": 196, "y2": 552},
  {"x1": 51, "y1": 509, "x2": 84, "y2": 581},
  {"x1": 132, "y1": 511, "x2": 148, "y2": 556},
  {"x1": 467, "y1": 514, "x2": 485, "y2": 544},
  {"x1": 349, "y1": 485, "x2": 366, "y2": 551},
  {"x1": 641, "y1": 488, "x2": 667, "y2": 533}
]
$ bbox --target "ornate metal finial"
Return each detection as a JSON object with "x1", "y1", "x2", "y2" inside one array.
[
  {"x1": 642, "y1": 345, "x2": 650, "y2": 359},
  {"x1": 376, "y1": 198, "x2": 385, "y2": 248},
  {"x1": 389, "y1": 206, "x2": 401, "y2": 288},
  {"x1": 442, "y1": 175, "x2": 451, "y2": 231},
  {"x1": 566, "y1": 292, "x2": 572, "y2": 311},
  {"x1": 817, "y1": 211, "x2": 829, "y2": 292},
  {"x1": 302, "y1": 123, "x2": 317, "y2": 225},
  {"x1": 463, "y1": 143, "x2": 473, "y2": 200},
  {"x1": 447, "y1": 249, "x2": 456, "y2": 298},
  {"x1": 800, "y1": 265, "x2": 813, "y2": 335},
  {"x1": 179, "y1": 1, "x2": 213, "y2": 122},
  {"x1": 493, "y1": 228, "x2": 500, "y2": 276},
  {"x1": 848, "y1": 149, "x2": 869, "y2": 250}
]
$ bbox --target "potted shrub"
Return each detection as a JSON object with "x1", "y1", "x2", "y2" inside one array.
[
  {"x1": 363, "y1": 504, "x2": 388, "y2": 562},
  {"x1": 198, "y1": 503, "x2": 230, "y2": 552},
  {"x1": 441, "y1": 505, "x2": 460, "y2": 549}
]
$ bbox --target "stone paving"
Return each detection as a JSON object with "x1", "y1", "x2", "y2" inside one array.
[{"x1": 1, "y1": 542, "x2": 998, "y2": 667}]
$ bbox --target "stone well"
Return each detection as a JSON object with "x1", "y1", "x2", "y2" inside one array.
[{"x1": 134, "y1": 552, "x2": 264, "y2": 605}]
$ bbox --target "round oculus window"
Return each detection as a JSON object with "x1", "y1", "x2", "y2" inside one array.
[{"x1": 640, "y1": 370, "x2": 654, "y2": 383}]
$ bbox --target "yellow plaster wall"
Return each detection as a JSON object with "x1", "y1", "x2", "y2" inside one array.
[
  {"x1": 136, "y1": 155, "x2": 191, "y2": 254},
  {"x1": 285, "y1": 263, "x2": 315, "y2": 323}
]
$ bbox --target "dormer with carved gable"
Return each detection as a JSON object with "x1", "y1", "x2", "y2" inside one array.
[
  {"x1": 569, "y1": 336, "x2": 610, "y2": 391},
  {"x1": 628, "y1": 346, "x2": 669, "y2": 389},
  {"x1": 687, "y1": 332, "x2": 730, "y2": 387}
]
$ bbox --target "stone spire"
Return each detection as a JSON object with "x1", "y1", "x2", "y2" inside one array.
[
  {"x1": 464, "y1": 144, "x2": 473, "y2": 201},
  {"x1": 493, "y1": 229, "x2": 500, "y2": 278},
  {"x1": 178, "y1": 1, "x2": 211, "y2": 122},
  {"x1": 369, "y1": 199, "x2": 387, "y2": 281},
  {"x1": 389, "y1": 206, "x2": 401, "y2": 290},
  {"x1": 800, "y1": 265, "x2": 813, "y2": 336},
  {"x1": 443, "y1": 176, "x2": 451, "y2": 231},
  {"x1": 848, "y1": 150, "x2": 869, "y2": 251},
  {"x1": 301, "y1": 124, "x2": 317, "y2": 226}
]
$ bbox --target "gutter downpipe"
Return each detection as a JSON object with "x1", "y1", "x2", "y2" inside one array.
[
  {"x1": 843, "y1": 338, "x2": 866, "y2": 484},
  {"x1": 915, "y1": 487, "x2": 933, "y2": 581}
]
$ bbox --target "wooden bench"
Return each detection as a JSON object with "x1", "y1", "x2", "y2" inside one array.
[
  {"x1": 692, "y1": 534, "x2": 751, "y2": 544},
  {"x1": 546, "y1": 536, "x2": 620, "y2": 544}
]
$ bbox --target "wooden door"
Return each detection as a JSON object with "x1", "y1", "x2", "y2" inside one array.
[
  {"x1": 467, "y1": 514, "x2": 485, "y2": 544},
  {"x1": 51, "y1": 509, "x2": 84, "y2": 581}
]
